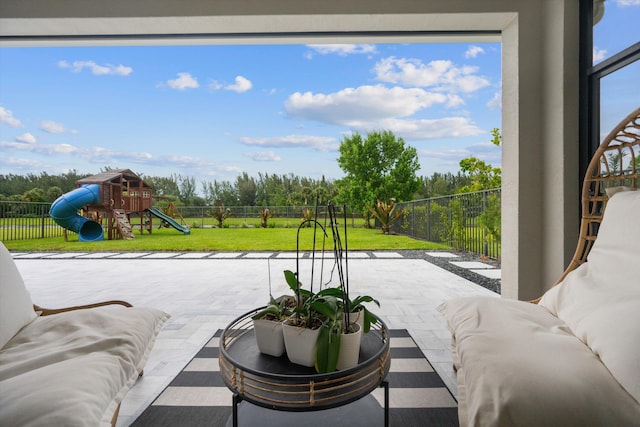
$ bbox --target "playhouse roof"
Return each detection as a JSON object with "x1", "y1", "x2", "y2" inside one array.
[{"x1": 76, "y1": 169, "x2": 152, "y2": 189}]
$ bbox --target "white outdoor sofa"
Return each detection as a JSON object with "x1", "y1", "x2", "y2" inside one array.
[
  {"x1": 0, "y1": 241, "x2": 169, "y2": 426},
  {"x1": 439, "y1": 107, "x2": 640, "y2": 426}
]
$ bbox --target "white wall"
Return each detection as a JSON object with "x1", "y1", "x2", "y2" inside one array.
[{"x1": 0, "y1": 0, "x2": 581, "y2": 300}]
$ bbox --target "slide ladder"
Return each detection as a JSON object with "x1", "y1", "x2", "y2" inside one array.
[{"x1": 113, "y1": 209, "x2": 136, "y2": 239}]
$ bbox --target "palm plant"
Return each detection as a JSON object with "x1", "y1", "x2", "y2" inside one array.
[{"x1": 369, "y1": 198, "x2": 404, "y2": 233}]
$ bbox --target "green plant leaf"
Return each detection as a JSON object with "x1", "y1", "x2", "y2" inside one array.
[
  {"x1": 283, "y1": 269, "x2": 299, "y2": 291},
  {"x1": 252, "y1": 305, "x2": 280, "y2": 320},
  {"x1": 315, "y1": 322, "x2": 341, "y2": 374},
  {"x1": 351, "y1": 295, "x2": 380, "y2": 309},
  {"x1": 310, "y1": 297, "x2": 339, "y2": 321},
  {"x1": 315, "y1": 287, "x2": 344, "y2": 298},
  {"x1": 362, "y1": 308, "x2": 378, "y2": 333}
]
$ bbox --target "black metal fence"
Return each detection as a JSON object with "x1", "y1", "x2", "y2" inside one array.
[
  {"x1": 1, "y1": 191, "x2": 502, "y2": 259},
  {"x1": 176, "y1": 204, "x2": 364, "y2": 228},
  {"x1": 0, "y1": 201, "x2": 66, "y2": 241},
  {"x1": 390, "y1": 189, "x2": 501, "y2": 259}
]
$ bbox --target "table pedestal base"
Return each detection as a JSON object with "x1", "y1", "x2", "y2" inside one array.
[{"x1": 225, "y1": 393, "x2": 385, "y2": 427}]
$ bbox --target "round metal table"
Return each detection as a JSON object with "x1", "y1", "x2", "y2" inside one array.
[{"x1": 219, "y1": 308, "x2": 391, "y2": 427}]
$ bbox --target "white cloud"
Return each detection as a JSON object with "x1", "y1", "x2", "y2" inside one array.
[
  {"x1": 616, "y1": 0, "x2": 640, "y2": 5},
  {"x1": 284, "y1": 84, "x2": 484, "y2": 139},
  {"x1": 487, "y1": 91, "x2": 502, "y2": 110},
  {"x1": 0, "y1": 139, "x2": 78, "y2": 155},
  {"x1": 374, "y1": 57, "x2": 490, "y2": 93},
  {"x1": 217, "y1": 165, "x2": 244, "y2": 174},
  {"x1": 467, "y1": 141, "x2": 502, "y2": 154},
  {"x1": 167, "y1": 72, "x2": 199, "y2": 90},
  {"x1": 58, "y1": 60, "x2": 132, "y2": 76},
  {"x1": 0, "y1": 137, "x2": 243, "y2": 180},
  {"x1": 245, "y1": 151, "x2": 282, "y2": 162},
  {"x1": 446, "y1": 94, "x2": 465, "y2": 108},
  {"x1": 225, "y1": 76, "x2": 253, "y2": 93},
  {"x1": 370, "y1": 116, "x2": 485, "y2": 140},
  {"x1": 0, "y1": 156, "x2": 48, "y2": 171},
  {"x1": 239, "y1": 134, "x2": 338, "y2": 152},
  {"x1": 421, "y1": 142, "x2": 501, "y2": 165},
  {"x1": 593, "y1": 47, "x2": 608, "y2": 62},
  {"x1": 40, "y1": 120, "x2": 77, "y2": 134},
  {"x1": 465, "y1": 46, "x2": 485, "y2": 59},
  {"x1": 306, "y1": 44, "x2": 377, "y2": 56},
  {"x1": 285, "y1": 84, "x2": 450, "y2": 125},
  {"x1": 15, "y1": 133, "x2": 36, "y2": 144},
  {"x1": 208, "y1": 80, "x2": 223, "y2": 91},
  {"x1": 0, "y1": 106, "x2": 22, "y2": 127},
  {"x1": 421, "y1": 148, "x2": 472, "y2": 162}
]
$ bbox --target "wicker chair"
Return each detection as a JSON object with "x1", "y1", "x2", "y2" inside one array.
[
  {"x1": 0, "y1": 241, "x2": 169, "y2": 427},
  {"x1": 439, "y1": 107, "x2": 640, "y2": 427},
  {"x1": 549, "y1": 106, "x2": 640, "y2": 288}
]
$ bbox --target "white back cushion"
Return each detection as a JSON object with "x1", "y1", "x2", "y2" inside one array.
[
  {"x1": 0, "y1": 242, "x2": 37, "y2": 348},
  {"x1": 539, "y1": 190, "x2": 640, "y2": 402}
]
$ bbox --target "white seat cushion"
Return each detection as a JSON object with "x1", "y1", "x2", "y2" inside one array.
[
  {"x1": 0, "y1": 305, "x2": 169, "y2": 426},
  {"x1": 0, "y1": 242, "x2": 37, "y2": 349},
  {"x1": 439, "y1": 296, "x2": 640, "y2": 427},
  {"x1": 539, "y1": 190, "x2": 640, "y2": 402}
]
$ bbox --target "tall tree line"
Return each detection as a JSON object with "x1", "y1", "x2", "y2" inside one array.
[
  {"x1": 201, "y1": 172, "x2": 337, "y2": 207},
  {"x1": 0, "y1": 170, "x2": 90, "y2": 202},
  {"x1": 2, "y1": 168, "x2": 475, "y2": 206}
]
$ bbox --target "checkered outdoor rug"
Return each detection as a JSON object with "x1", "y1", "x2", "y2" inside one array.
[{"x1": 132, "y1": 329, "x2": 458, "y2": 426}]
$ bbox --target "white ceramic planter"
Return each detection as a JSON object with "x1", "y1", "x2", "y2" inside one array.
[
  {"x1": 346, "y1": 310, "x2": 365, "y2": 333},
  {"x1": 336, "y1": 323, "x2": 362, "y2": 370},
  {"x1": 253, "y1": 318, "x2": 285, "y2": 357},
  {"x1": 282, "y1": 321, "x2": 321, "y2": 367}
]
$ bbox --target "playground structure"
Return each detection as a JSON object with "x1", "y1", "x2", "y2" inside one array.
[{"x1": 49, "y1": 169, "x2": 189, "y2": 241}]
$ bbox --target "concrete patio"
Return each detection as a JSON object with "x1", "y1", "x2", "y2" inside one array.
[{"x1": 12, "y1": 251, "x2": 498, "y2": 426}]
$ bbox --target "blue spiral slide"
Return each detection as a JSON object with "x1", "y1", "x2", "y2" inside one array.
[{"x1": 49, "y1": 184, "x2": 105, "y2": 242}]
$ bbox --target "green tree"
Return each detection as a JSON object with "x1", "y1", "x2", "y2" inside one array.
[
  {"x1": 178, "y1": 175, "x2": 197, "y2": 205},
  {"x1": 457, "y1": 128, "x2": 502, "y2": 193},
  {"x1": 145, "y1": 174, "x2": 179, "y2": 197},
  {"x1": 336, "y1": 130, "x2": 420, "y2": 224},
  {"x1": 46, "y1": 186, "x2": 63, "y2": 202},
  {"x1": 417, "y1": 171, "x2": 471, "y2": 198},
  {"x1": 202, "y1": 180, "x2": 237, "y2": 206},
  {"x1": 236, "y1": 172, "x2": 257, "y2": 206},
  {"x1": 22, "y1": 187, "x2": 46, "y2": 202}
]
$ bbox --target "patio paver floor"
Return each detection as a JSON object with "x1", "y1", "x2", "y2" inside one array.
[{"x1": 12, "y1": 251, "x2": 498, "y2": 426}]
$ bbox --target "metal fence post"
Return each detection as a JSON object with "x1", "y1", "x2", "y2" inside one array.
[
  {"x1": 40, "y1": 205, "x2": 46, "y2": 238},
  {"x1": 483, "y1": 191, "x2": 488, "y2": 256}
]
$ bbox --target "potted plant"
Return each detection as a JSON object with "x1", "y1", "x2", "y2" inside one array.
[
  {"x1": 252, "y1": 294, "x2": 295, "y2": 357},
  {"x1": 314, "y1": 203, "x2": 384, "y2": 372},
  {"x1": 345, "y1": 294, "x2": 380, "y2": 333},
  {"x1": 280, "y1": 203, "x2": 379, "y2": 373},
  {"x1": 281, "y1": 269, "x2": 327, "y2": 367},
  {"x1": 282, "y1": 276, "x2": 359, "y2": 373}
]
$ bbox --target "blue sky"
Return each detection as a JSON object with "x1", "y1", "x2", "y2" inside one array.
[{"x1": 1, "y1": 1, "x2": 638, "y2": 191}]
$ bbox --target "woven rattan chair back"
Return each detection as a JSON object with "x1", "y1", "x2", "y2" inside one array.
[{"x1": 555, "y1": 107, "x2": 640, "y2": 285}]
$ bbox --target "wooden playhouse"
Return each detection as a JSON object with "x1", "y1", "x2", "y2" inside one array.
[{"x1": 75, "y1": 169, "x2": 154, "y2": 240}]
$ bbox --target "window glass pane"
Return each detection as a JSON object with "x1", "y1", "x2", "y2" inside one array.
[
  {"x1": 593, "y1": 0, "x2": 640, "y2": 65},
  {"x1": 599, "y1": 59, "x2": 640, "y2": 141}
]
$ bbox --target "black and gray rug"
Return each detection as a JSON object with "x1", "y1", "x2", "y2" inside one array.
[{"x1": 132, "y1": 329, "x2": 458, "y2": 427}]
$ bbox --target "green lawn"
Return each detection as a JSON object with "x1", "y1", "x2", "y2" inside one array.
[{"x1": 2, "y1": 226, "x2": 450, "y2": 252}]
